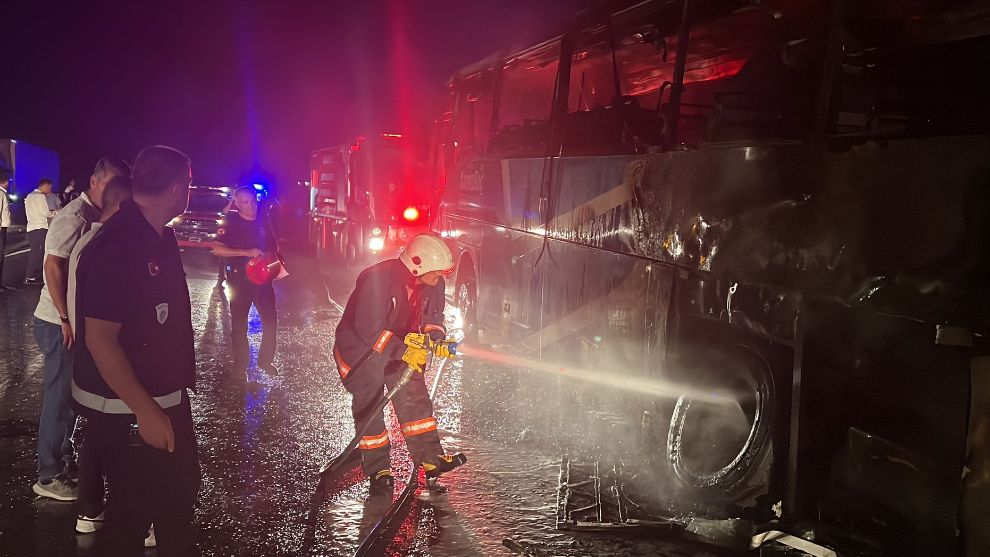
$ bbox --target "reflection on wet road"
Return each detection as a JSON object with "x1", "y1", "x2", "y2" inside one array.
[{"x1": 0, "y1": 250, "x2": 718, "y2": 556}]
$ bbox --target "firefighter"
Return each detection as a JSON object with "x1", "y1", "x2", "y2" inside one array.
[
  {"x1": 333, "y1": 233, "x2": 465, "y2": 491},
  {"x1": 212, "y1": 186, "x2": 279, "y2": 377}
]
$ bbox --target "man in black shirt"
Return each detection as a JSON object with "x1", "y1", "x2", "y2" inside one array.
[
  {"x1": 73, "y1": 145, "x2": 199, "y2": 556},
  {"x1": 213, "y1": 186, "x2": 279, "y2": 377}
]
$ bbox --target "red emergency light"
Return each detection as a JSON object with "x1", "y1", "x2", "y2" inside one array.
[{"x1": 403, "y1": 206, "x2": 420, "y2": 222}]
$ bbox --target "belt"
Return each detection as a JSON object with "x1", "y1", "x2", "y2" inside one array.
[{"x1": 72, "y1": 381, "x2": 183, "y2": 415}]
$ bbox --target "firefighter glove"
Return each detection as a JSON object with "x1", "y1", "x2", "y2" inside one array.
[
  {"x1": 401, "y1": 345, "x2": 429, "y2": 373},
  {"x1": 432, "y1": 341, "x2": 456, "y2": 359}
]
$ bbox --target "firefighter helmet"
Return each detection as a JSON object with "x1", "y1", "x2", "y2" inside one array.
[
  {"x1": 400, "y1": 233, "x2": 454, "y2": 276},
  {"x1": 246, "y1": 252, "x2": 283, "y2": 285}
]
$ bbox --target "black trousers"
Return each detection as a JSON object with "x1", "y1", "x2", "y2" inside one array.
[
  {"x1": 76, "y1": 418, "x2": 106, "y2": 518},
  {"x1": 89, "y1": 393, "x2": 200, "y2": 557},
  {"x1": 27, "y1": 228, "x2": 47, "y2": 280},
  {"x1": 0, "y1": 227, "x2": 7, "y2": 284},
  {"x1": 343, "y1": 356, "x2": 444, "y2": 477},
  {"x1": 229, "y1": 278, "x2": 277, "y2": 370}
]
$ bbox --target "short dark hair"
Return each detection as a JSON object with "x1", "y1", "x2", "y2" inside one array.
[
  {"x1": 131, "y1": 145, "x2": 191, "y2": 196},
  {"x1": 102, "y1": 175, "x2": 132, "y2": 211},
  {"x1": 0, "y1": 167, "x2": 9, "y2": 183},
  {"x1": 94, "y1": 156, "x2": 131, "y2": 179},
  {"x1": 38, "y1": 178, "x2": 53, "y2": 187}
]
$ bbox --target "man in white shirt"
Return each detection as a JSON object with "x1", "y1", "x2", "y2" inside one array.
[
  {"x1": 31, "y1": 157, "x2": 129, "y2": 502},
  {"x1": 24, "y1": 178, "x2": 58, "y2": 284},
  {"x1": 0, "y1": 167, "x2": 11, "y2": 290},
  {"x1": 66, "y1": 174, "x2": 133, "y2": 533}
]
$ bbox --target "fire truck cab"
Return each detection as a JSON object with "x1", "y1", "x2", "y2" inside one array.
[{"x1": 308, "y1": 134, "x2": 429, "y2": 263}]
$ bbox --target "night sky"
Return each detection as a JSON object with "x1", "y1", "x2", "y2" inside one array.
[{"x1": 2, "y1": 0, "x2": 589, "y2": 193}]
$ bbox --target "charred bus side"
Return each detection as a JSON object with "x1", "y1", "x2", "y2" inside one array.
[{"x1": 430, "y1": 0, "x2": 990, "y2": 553}]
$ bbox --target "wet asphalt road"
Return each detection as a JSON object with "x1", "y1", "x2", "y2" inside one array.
[{"x1": 0, "y1": 248, "x2": 730, "y2": 557}]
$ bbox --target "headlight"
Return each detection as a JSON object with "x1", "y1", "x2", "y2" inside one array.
[{"x1": 369, "y1": 237, "x2": 385, "y2": 251}]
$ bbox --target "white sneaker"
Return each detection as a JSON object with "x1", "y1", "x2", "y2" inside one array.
[
  {"x1": 145, "y1": 525, "x2": 156, "y2": 548},
  {"x1": 75, "y1": 510, "x2": 105, "y2": 533},
  {"x1": 32, "y1": 478, "x2": 78, "y2": 501}
]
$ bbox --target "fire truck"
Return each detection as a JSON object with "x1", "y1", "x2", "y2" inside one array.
[{"x1": 307, "y1": 134, "x2": 430, "y2": 263}]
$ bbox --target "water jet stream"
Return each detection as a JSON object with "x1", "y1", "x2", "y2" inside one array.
[{"x1": 456, "y1": 345, "x2": 735, "y2": 406}]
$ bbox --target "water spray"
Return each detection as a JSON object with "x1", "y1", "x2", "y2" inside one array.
[{"x1": 454, "y1": 344, "x2": 734, "y2": 406}]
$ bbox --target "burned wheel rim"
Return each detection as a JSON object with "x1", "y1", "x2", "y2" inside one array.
[{"x1": 666, "y1": 345, "x2": 773, "y2": 494}]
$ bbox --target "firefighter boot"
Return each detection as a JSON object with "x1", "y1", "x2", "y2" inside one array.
[
  {"x1": 370, "y1": 470, "x2": 394, "y2": 495},
  {"x1": 424, "y1": 453, "x2": 467, "y2": 480}
]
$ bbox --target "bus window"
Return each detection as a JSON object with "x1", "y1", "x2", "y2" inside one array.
[
  {"x1": 618, "y1": 6, "x2": 822, "y2": 145},
  {"x1": 832, "y1": 3, "x2": 990, "y2": 139},
  {"x1": 491, "y1": 40, "x2": 562, "y2": 156},
  {"x1": 562, "y1": 25, "x2": 641, "y2": 154},
  {"x1": 568, "y1": 26, "x2": 617, "y2": 114},
  {"x1": 453, "y1": 68, "x2": 496, "y2": 155}
]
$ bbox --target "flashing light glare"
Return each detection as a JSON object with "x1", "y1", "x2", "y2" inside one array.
[
  {"x1": 402, "y1": 206, "x2": 420, "y2": 222},
  {"x1": 369, "y1": 237, "x2": 385, "y2": 251},
  {"x1": 215, "y1": 219, "x2": 224, "y2": 225},
  {"x1": 372, "y1": 227, "x2": 383, "y2": 236},
  {"x1": 252, "y1": 183, "x2": 265, "y2": 191},
  {"x1": 9, "y1": 193, "x2": 18, "y2": 202},
  {"x1": 220, "y1": 186, "x2": 231, "y2": 193},
  {"x1": 380, "y1": 133, "x2": 403, "y2": 139}
]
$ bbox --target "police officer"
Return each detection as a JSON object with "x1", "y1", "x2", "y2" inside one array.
[
  {"x1": 73, "y1": 146, "x2": 199, "y2": 556},
  {"x1": 333, "y1": 233, "x2": 465, "y2": 491},
  {"x1": 212, "y1": 186, "x2": 279, "y2": 377}
]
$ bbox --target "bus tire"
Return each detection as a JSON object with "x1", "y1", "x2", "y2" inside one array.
[
  {"x1": 665, "y1": 343, "x2": 775, "y2": 502},
  {"x1": 455, "y1": 269, "x2": 478, "y2": 344}
]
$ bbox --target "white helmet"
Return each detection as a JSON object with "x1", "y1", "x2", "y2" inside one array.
[{"x1": 400, "y1": 233, "x2": 454, "y2": 276}]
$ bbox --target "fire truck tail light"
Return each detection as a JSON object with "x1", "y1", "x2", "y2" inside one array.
[
  {"x1": 403, "y1": 206, "x2": 420, "y2": 222},
  {"x1": 369, "y1": 237, "x2": 385, "y2": 251}
]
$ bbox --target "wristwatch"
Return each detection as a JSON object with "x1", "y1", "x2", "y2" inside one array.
[{"x1": 59, "y1": 315, "x2": 70, "y2": 324}]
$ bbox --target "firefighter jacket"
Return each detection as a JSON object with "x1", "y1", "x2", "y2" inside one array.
[{"x1": 333, "y1": 258, "x2": 446, "y2": 381}]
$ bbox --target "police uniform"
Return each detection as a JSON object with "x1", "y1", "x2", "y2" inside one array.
[
  {"x1": 72, "y1": 199, "x2": 199, "y2": 556},
  {"x1": 216, "y1": 210, "x2": 278, "y2": 372},
  {"x1": 333, "y1": 258, "x2": 448, "y2": 478}
]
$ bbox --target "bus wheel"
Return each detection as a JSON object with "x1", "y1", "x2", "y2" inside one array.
[
  {"x1": 665, "y1": 344, "x2": 774, "y2": 501},
  {"x1": 456, "y1": 274, "x2": 478, "y2": 344}
]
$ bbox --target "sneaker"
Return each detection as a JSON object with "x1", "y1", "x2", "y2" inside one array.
[
  {"x1": 32, "y1": 477, "x2": 78, "y2": 501},
  {"x1": 145, "y1": 525, "x2": 156, "y2": 548},
  {"x1": 423, "y1": 453, "x2": 467, "y2": 480},
  {"x1": 75, "y1": 510, "x2": 105, "y2": 533},
  {"x1": 369, "y1": 470, "x2": 394, "y2": 495}
]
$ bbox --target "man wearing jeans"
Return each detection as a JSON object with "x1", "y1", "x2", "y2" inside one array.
[{"x1": 32, "y1": 157, "x2": 130, "y2": 501}]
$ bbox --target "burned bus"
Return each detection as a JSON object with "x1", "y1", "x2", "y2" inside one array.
[{"x1": 429, "y1": 0, "x2": 990, "y2": 553}]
